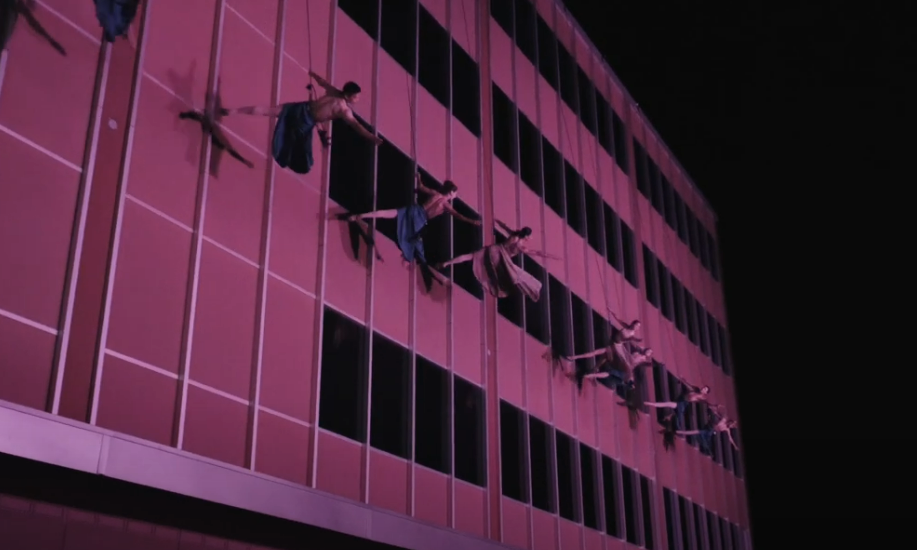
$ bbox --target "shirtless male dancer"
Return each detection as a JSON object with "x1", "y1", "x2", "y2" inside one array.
[
  {"x1": 677, "y1": 413, "x2": 739, "y2": 450},
  {"x1": 221, "y1": 71, "x2": 382, "y2": 174}
]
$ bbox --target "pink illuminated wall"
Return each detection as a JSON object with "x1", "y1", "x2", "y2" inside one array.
[{"x1": 0, "y1": 2, "x2": 749, "y2": 550}]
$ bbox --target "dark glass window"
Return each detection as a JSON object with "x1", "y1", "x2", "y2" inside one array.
[
  {"x1": 684, "y1": 291, "x2": 698, "y2": 345},
  {"x1": 452, "y1": 42, "x2": 481, "y2": 136},
  {"x1": 642, "y1": 245, "x2": 659, "y2": 307},
  {"x1": 641, "y1": 475, "x2": 655, "y2": 549},
  {"x1": 621, "y1": 466, "x2": 638, "y2": 545},
  {"x1": 696, "y1": 303, "x2": 710, "y2": 356},
  {"x1": 519, "y1": 111, "x2": 542, "y2": 195},
  {"x1": 536, "y1": 16, "x2": 558, "y2": 88},
  {"x1": 602, "y1": 456, "x2": 621, "y2": 538},
  {"x1": 548, "y1": 275, "x2": 572, "y2": 357},
  {"x1": 523, "y1": 256, "x2": 549, "y2": 344},
  {"x1": 513, "y1": 0, "x2": 537, "y2": 64},
  {"x1": 330, "y1": 114, "x2": 375, "y2": 213},
  {"x1": 708, "y1": 312, "x2": 721, "y2": 366},
  {"x1": 584, "y1": 182, "x2": 605, "y2": 255},
  {"x1": 708, "y1": 510, "x2": 722, "y2": 550},
  {"x1": 418, "y1": 5, "x2": 450, "y2": 107},
  {"x1": 556, "y1": 431, "x2": 579, "y2": 522},
  {"x1": 557, "y1": 44, "x2": 578, "y2": 111},
  {"x1": 612, "y1": 111, "x2": 628, "y2": 172},
  {"x1": 663, "y1": 488, "x2": 678, "y2": 550},
  {"x1": 500, "y1": 400, "x2": 528, "y2": 503},
  {"x1": 375, "y1": 140, "x2": 415, "y2": 243},
  {"x1": 604, "y1": 203, "x2": 622, "y2": 272},
  {"x1": 492, "y1": 83, "x2": 518, "y2": 171},
  {"x1": 679, "y1": 497, "x2": 692, "y2": 550},
  {"x1": 454, "y1": 377, "x2": 486, "y2": 486},
  {"x1": 671, "y1": 276, "x2": 687, "y2": 333},
  {"x1": 529, "y1": 416, "x2": 555, "y2": 512},
  {"x1": 451, "y1": 200, "x2": 484, "y2": 299},
  {"x1": 580, "y1": 444, "x2": 600, "y2": 530},
  {"x1": 708, "y1": 231, "x2": 721, "y2": 281},
  {"x1": 648, "y1": 159, "x2": 664, "y2": 215},
  {"x1": 674, "y1": 190, "x2": 689, "y2": 244},
  {"x1": 415, "y1": 356, "x2": 451, "y2": 474},
  {"x1": 657, "y1": 260, "x2": 673, "y2": 321},
  {"x1": 633, "y1": 139, "x2": 649, "y2": 198},
  {"x1": 490, "y1": 0, "x2": 513, "y2": 36},
  {"x1": 370, "y1": 333, "x2": 412, "y2": 459},
  {"x1": 338, "y1": 0, "x2": 379, "y2": 40},
  {"x1": 577, "y1": 66, "x2": 597, "y2": 134},
  {"x1": 380, "y1": 0, "x2": 417, "y2": 75},
  {"x1": 564, "y1": 161, "x2": 585, "y2": 236},
  {"x1": 319, "y1": 308, "x2": 368, "y2": 442},
  {"x1": 662, "y1": 176, "x2": 677, "y2": 230},
  {"x1": 542, "y1": 138, "x2": 565, "y2": 216},
  {"x1": 620, "y1": 221, "x2": 638, "y2": 287},
  {"x1": 596, "y1": 91, "x2": 613, "y2": 155}
]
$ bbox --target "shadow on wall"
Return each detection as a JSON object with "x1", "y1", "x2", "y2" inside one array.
[{"x1": 1, "y1": 0, "x2": 67, "y2": 55}]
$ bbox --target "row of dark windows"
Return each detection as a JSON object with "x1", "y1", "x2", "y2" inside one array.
[
  {"x1": 319, "y1": 306, "x2": 487, "y2": 486},
  {"x1": 338, "y1": 0, "x2": 481, "y2": 136},
  {"x1": 663, "y1": 488, "x2": 748, "y2": 550},
  {"x1": 651, "y1": 362, "x2": 743, "y2": 478},
  {"x1": 490, "y1": 0, "x2": 629, "y2": 172},
  {"x1": 633, "y1": 140, "x2": 721, "y2": 282},
  {"x1": 501, "y1": 402, "x2": 655, "y2": 546},
  {"x1": 492, "y1": 82, "x2": 639, "y2": 280},
  {"x1": 642, "y1": 246, "x2": 732, "y2": 375}
]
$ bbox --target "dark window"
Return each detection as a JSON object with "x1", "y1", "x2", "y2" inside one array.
[
  {"x1": 684, "y1": 291, "x2": 698, "y2": 345},
  {"x1": 542, "y1": 137, "x2": 565, "y2": 216},
  {"x1": 519, "y1": 111, "x2": 542, "y2": 195},
  {"x1": 633, "y1": 139, "x2": 649, "y2": 198},
  {"x1": 584, "y1": 182, "x2": 604, "y2": 254},
  {"x1": 662, "y1": 177, "x2": 677, "y2": 230},
  {"x1": 523, "y1": 256, "x2": 549, "y2": 344},
  {"x1": 652, "y1": 361, "x2": 669, "y2": 424},
  {"x1": 415, "y1": 356, "x2": 451, "y2": 474},
  {"x1": 500, "y1": 400, "x2": 528, "y2": 503},
  {"x1": 596, "y1": 91, "x2": 613, "y2": 155},
  {"x1": 571, "y1": 293, "x2": 594, "y2": 374},
  {"x1": 602, "y1": 456, "x2": 621, "y2": 538},
  {"x1": 418, "y1": 5, "x2": 450, "y2": 107},
  {"x1": 548, "y1": 275, "x2": 572, "y2": 357},
  {"x1": 497, "y1": 235, "x2": 524, "y2": 327},
  {"x1": 375, "y1": 140, "x2": 415, "y2": 243},
  {"x1": 490, "y1": 0, "x2": 513, "y2": 36},
  {"x1": 418, "y1": 168, "x2": 452, "y2": 271},
  {"x1": 451, "y1": 200, "x2": 484, "y2": 298},
  {"x1": 338, "y1": 0, "x2": 379, "y2": 40},
  {"x1": 556, "y1": 431, "x2": 579, "y2": 522},
  {"x1": 580, "y1": 444, "x2": 600, "y2": 530},
  {"x1": 592, "y1": 309, "x2": 610, "y2": 362},
  {"x1": 678, "y1": 497, "x2": 692, "y2": 550},
  {"x1": 612, "y1": 111, "x2": 628, "y2": 172},
  {"x1": 620, "y1": 221, "x2": 638, "y2": 287},
  {"x1": 529, "y1": 416, "x2": 555, "y2": 512},
  {"x1": 536, "y1": 15, "x2": 558, "y2": 88},
  {"x1": 642, "y1": 245, "x2": 659, "y2": 308},
  {"x1": 719, "y1": 324, "x2": 732, "y2": 374},
  {"x1": 492, "y1": 83, "x2": 518, "y2": 171},
  {"x1": 671, "y1": 276, "x2": 686, "y2": 334},
  {"x1": 657, "y1": 260, "x2": 673, "y2": 321},
  {"x1": 674, "y1": 191, "x2": 689, "y2": 244},
  {"x1": 319, "y1": 308, "x2": 368, "y2": 442},
  {"x1": 577, "y1": 66, "x2": 597, "y2": 134},
  {"x1": 707, "y1": 312, "x2": 721, "y2": 366},
  {"x1": 557, "y1": 44, "x2": 578, "y2": 111},
  {"x1": 696, "y1": 303, "x2": 710, "y2": 356},
  {"x1": 721, "y1": 429, "x2": 734, "y2": 472},
  {"x1": 732, "y1": 431, "x2": 744, "y2": 478},
  {"x1": 687, "y1": 210, "x2": 701, "y2": 258},
  {"x1": 454, "y1": 377, "x2": 486, "y2": 486},
  {"x1": 648, "y1": 160, "x2": 664, "y2": 215},
  {"x1": 641, "y1": 475, "x2": 655, "y2": 549},
  {"x1": 693, "y1": 503, "x2": 706, "y2": 550},
  {"x1": 708, "y1": 510, "x2": 722, "y2": 550},
  {"x1": 708, "y1": 232, "x2": 720, "y2": 281},
  {"x1": 513, "y1": 0, "x2": 536, "y2": 64},
  {"x1": 621, "y1": 466, "x2": 638, "y2": 545},
  {"x1": 732, "y1": 524, "x2": 743, "y2": 550},
  {"x1": 564, "y1": 161, "x2": 585, "y2": 236},
  {"x1": 712, "y1": 419, "x2": 723, "y2": 464},
  {"x1": 663, "y1": 488, "x2": 679, "y2": 550},
  {"x1": 330, "y1": 114, "x2": 375, "y2": 214},
  {"x1": 370, "y1": 333, "x2": 411, "y2": 459},
  {"x1": 380, "y1": 0, "x2": 417, "y2": 75},
  {"x1": 698, "y1": 224, "x2": 710, "y2": 270},
  {"x1": 604, "y1": 203, "x2": 622, "y2": 272},
  {"x1": 720, "y1": 517, "x2": 733, "y2": 550},
  {"x1": 452, "y1": 41, "x2": 481, "y2": 136}
]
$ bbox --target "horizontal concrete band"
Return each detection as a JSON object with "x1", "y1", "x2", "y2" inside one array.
[{"x1": 0, "y1": 399, "x2": 514, "y2": 550}]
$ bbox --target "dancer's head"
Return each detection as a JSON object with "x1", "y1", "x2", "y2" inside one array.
[
  {"x1": 342, "y1": 82, "x2": 362, "y2": 103},
  {"x1": 700, "y1": 385, "x2": 711, "y2": 395},
  {"x1": 511, "y1": 227, "x2": 533, "y2": 240},
  {"x1": 726, "y1": 419, "x2": 738, "y2": 429},
  {"x1": 631, "y1": 320, "x2": 641, "y2": 331},
  {"x1": 442, "y1": 180, "x2": 459, "y2": 199}
]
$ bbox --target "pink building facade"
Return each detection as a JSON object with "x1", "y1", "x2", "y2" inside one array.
[{"x1": 0, "y1": 1, "x2": 749, "y2": 550}]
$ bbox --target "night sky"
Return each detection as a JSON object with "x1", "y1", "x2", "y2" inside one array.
[{"x1": 562, "y1": 0, "x2": 915, "y2": 546}]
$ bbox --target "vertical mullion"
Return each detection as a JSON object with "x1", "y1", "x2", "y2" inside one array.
[
  {"x1": 247, "y1": 0, "x2": 287, "y2": 471},
  {"x1": 361, "y1": 0, "x2": 384, "y2": 505},
  {"x1": 307, "y1": 0, "x2": 341, "y2": 489},
  {"x1": 173, "y1": 0, "x2": 228, "y2": 448},
  {"x1": 445, "y1": 0, "x2": 457, "y2": 530},
  {"x1": 49, "y1": 38, "x2": 113, "y2": 415},
  {"x1": 408, "y1": 0, "x2": 420, "y2": 518}
]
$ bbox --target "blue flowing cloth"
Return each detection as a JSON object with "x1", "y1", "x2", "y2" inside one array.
[
  {"x1": 95, "y1": 0, "x2": 140, "y2": 42},
  {"x1": 395, "y1": 204, "x2": 428, "y2": 263},
  {"x1": 272, "y1": 101, "x2": 316, "y2": 174}
]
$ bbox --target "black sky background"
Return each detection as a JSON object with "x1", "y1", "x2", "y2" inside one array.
[{"x1": 561, "y1": 0, "x2": 916, "y2": 546}]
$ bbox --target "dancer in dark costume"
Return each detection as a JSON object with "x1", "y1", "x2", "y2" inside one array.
[
  {"x1": 343, "y1": 172, "x2": 481, "y2": 286},
  {"x1": 221, "y1": 71, "x2": 382, "y2": 175},
  {"x1": 1, "y1": 0, "x2": 66, "y2": 54},
  {"x1": 559, "y1": 333, "x2": 654, "y2": 393},
  {"x1": 644, "y1": 379, "x2": 711, "y2": 430},
  {"x1": 94, "y1": 0, "x2": 140, "y2": 43},
  {"x1": 178, "y1": 80, "x2": 253, "y2": 174},
  {"x1": 434, "y1": 220, "x2": 556, "y2": 300}
]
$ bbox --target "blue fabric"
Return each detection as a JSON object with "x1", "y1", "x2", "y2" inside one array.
[
  {"x1": 698, "y1": 428, "x2": 715, "y2": 454},
  {"x1": 272, "y1": 101, "x2": 316, "y2": 174},
  {"x1": 396, "y1": 204, "x2": 429, "y2": 263},
  {"x1": 675, "y1": 399, "x2": 688, "y2": 430},
  {"x1": 597, "y1": 368, "x2": 626, "y2": 390},
  {"x1": 95, "y1": 0, "x2": 139, "y2": 42}
]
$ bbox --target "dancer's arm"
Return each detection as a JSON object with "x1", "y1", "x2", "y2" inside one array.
[
  {"x1": 415, "y1": 172, "x2": 436, "y2": 195},
  {"x1": 527, "y1": 249, "x2": 561, "y2": 260},
  {"x1": 567, "y1": 348, "x2": 606, "y2": 360},
  {"x1": 445, "y1": 204, "x2": 482, "y2": 226},
  {"x1": 342, "y1": 109, "x2": 383, "y2": 145},
  {"x1": 494, "y1": 219, "x2": 514, "y2": 235},
  {"x1": 224, "y1": 105, "x2": 283, "y2": 117},
  {"x1": 438, "y1": 252, "x2": 475, "y2": 268},
  {"x1": 308, "y1": 70, "x2": 339, "y2": 93},
  {"x1": 726, "y1": 430, "x2": 739, "y2": 450}
]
